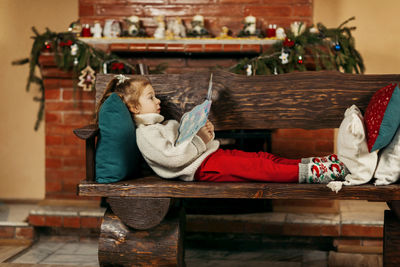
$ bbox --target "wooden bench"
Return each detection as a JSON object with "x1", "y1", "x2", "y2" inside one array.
[{"x1": 74, "y1": 70, "x2": 400, "y2": 266}]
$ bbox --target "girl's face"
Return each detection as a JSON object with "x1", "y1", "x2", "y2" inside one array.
[{"x1": 133, "y1": 85, "x2": 161, "y2": 114}]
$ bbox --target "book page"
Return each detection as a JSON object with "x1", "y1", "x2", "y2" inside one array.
[{"x1": 175, "y1": 74, "x2": 213, "y2": 146}]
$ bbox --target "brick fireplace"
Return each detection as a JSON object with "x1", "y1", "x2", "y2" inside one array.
[{"x1": 41, "y1": 0, "x2": 333, "y2": 200}]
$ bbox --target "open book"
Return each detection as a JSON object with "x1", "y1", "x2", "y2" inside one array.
[{"x1": 175, "y1": 73, "x2": 213, "y2": 146}]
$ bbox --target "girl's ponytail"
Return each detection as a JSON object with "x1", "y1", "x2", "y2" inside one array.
[{"x1": 95, "y1": 78, "x2": 119, "y2": 123}]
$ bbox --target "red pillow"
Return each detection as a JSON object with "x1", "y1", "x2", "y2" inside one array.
[{"x1": 364, "y1": 83, "x2": 400, "y2": 152}]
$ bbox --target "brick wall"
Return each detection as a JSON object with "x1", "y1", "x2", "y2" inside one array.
[
  {"x1": 79, "y1": 0, "x2": 313, "y2": 37},
  {"x1": 40, "y1": 55, "x2": 95, "y2": 199},
  {"x1": 40, "y1": 0, "x2": 327, "y2": 199}
]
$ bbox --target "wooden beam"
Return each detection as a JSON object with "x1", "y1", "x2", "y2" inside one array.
[{"x1": 78, "y1": 177, "x2": 400, "y2": 201}]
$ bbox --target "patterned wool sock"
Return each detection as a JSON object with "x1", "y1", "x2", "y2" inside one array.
[
  {"x1": 301, "y1": 154, "x2": 341, "y2": 164},
  {"x1": 303, "y1": 160, "x2": 349, "y2": 184},
  {"x1": 298, "y1": 163, "x2": 308, "y2": 183}
]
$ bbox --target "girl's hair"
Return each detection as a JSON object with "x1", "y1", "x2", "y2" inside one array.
[{"x1": 95, "y1": 75, "x2": 151, "y2": 123}]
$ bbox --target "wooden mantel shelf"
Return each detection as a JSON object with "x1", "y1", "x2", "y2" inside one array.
[{"x1": 80, "y1": 37, "x2": 278, "y2": 54}]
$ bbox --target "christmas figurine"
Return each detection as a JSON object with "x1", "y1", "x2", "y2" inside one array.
[
  {"x1": 91, "y1": 21, "x2": 102, "y2": 38},
  {"x1": 167, "y1": 17, "x2": 186, "y2": 38},
  {"x1": 246, "y1": 64, "x2": 252, "y2": 76},
  {"x1": 153, "y1": 16, "x2": 166, "y2": 39},
  {"x1": 266, "y1": 24, "x2": 277, "y2": 38},
  {"x1": 238, "y1": 15, "x2": 263, "y2": 38},
  {"x1": 81, "y1": 24, "x2": 92, "y2": 37},
  {"x1": 276, "y1": 27, "x2": 286, "y2": 40},
  {"x1": 187, "y1": 15, "x2": 209, "y2": 37},
  {"x1": 219, "y1": 26, "x2": 231, "y2": 38},
  {"x1": 290, "y1": 21, "x2": 306, "y2": 37},
  {"x1": 124, "y1": 16, "x2": 146, "y2": 37},
  {"x1": 68, "y1": 20, "x2": 82, "y2": 36},
  {"x1": 103, "y1": 19, "x2": 122, "y2": 38},
  {"x1": 309, "y1": 26, "x2": 319, "y2": 34}
]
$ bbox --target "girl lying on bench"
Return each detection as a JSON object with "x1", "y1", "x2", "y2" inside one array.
[{"x1": 96, "y1": 74, "x2": 349, "y2": 184}]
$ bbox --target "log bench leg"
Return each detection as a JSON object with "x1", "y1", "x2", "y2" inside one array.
[
  {"x1": 98, "y1": 206, "x2": 185, "y2": 267},
  {"x1": 384, "y1": 201, "x2": 400, "y2": 267}
]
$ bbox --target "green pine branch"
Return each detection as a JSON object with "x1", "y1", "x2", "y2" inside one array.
[
  {"x1": 230, "y1": 17, "x2": 364, "y2": 76},
  {"x1": 13, "y1": 27, "x2": 167, "y2": 130}
]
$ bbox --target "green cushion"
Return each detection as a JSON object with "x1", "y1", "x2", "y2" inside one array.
[{"x1": 95, "y1": 93, "x2": 140, "y2": 183}]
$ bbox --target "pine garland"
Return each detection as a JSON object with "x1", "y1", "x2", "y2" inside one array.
[
  {"x1": 12, "y1": 27, "x2": 167, "y2": 130},
  {"x1": 230, "y1": 17, "x2": 365, "y2": 75},
  {"x1": 14, "y1": 18, "x2": 364, "y2": 129}
]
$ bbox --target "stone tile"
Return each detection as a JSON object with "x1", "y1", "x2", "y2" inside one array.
[
  {"x1": 41, "y1": 253, "x2": 99, "y2": 266},
  {"x1": 0, "y1": 222, "x2": 29, "y2": 227},
  {"x1": 340, "y1": 200, "x2": 387, "y2": 225},
  {"x1": 30, "y1": 209, "x2": 78, "y2": 217},
  {"x1": 282, "y1": 224, "x2": 339, "y2": 237},
  {"x1": 303, "y1": 250, "x2": 328, "y2": 266},
  {"x1": 30, "y1": 206, "x2": 89, "y2": 216},
  {"x1": 0, "y1": 245, "x2": 30, "y2": 263},
  {"x1": 186, "y1": 248, "x2": 239, "y2": 260},
  {"x1": 79, "y1": 209, "x2": 105, "y2": 217},
  {"x1": 11, "y1": 241, "x2": 65, "y2": 264},
  {"x1": 220, "y1": 248, "x2": 304, "y2": 262},
  {"x1": 286, "y1": 213, "x2": 340, "y2": 225},
  {"x1": 328, "y1": 251, "x2": 382, "y2": 267},
  {"x1": 341, "y1": 211, "x2": 384, "y2": 225},
  {"x1": 0, "y1": 204, "x2": 9, "y2": 221},
  {"x1": 188, "y1": 212, "x2": 287, "y2": 224},
  {"x1": 303, "y1": 261, "x2": 327, "y2": 267},
  {"x1": 55, "y1": 241, "x2": 98, "y2": 255},
  {"x1": 339, "y1": 200, "x2": 388, "y2": 213},
  {"x1": 187, "y1": 259, "x2": 301, "y2": 267},
  {"x1": 6, "y1": 204, "x2": 37, "y2": 222}
]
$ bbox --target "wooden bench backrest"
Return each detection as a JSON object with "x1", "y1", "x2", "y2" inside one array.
[{"x1": 95, "y1": 70, "x2": 400, "y2": 130}]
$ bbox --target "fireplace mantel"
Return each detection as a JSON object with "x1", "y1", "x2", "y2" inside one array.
[{"x1": 80, "y1": 37, "x2": 278, "y2": 54}]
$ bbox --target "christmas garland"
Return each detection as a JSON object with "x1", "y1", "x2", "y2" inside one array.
[
  {"x1": 12, "y1": 27, "x2": 167, "y2": 130},
  {"x1": 230, "y1": 17, "x2": 365, "y2": 75},
  {"x1": 14, "y1": 17, "x2": 363, "y2": 129}
]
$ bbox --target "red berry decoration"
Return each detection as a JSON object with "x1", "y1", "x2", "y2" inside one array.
[
  {"x1": 283, "y1": 37, "x2": 295, "y2": 47},
  {"x1": 111, "y1": 62, "x2": 125, "y2": 71}
]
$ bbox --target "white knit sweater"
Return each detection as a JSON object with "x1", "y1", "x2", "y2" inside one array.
[{"x1": 134, "y1": 113, "x2": 220, "y2": 181}]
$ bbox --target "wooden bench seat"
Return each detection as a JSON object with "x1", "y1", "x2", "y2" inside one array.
[
  {"x1": 74, "y1": 70, "x2": 400, "y2": 266},
  {"x1": 78, "y1": 178, "x2": 400, "y2": 201}
]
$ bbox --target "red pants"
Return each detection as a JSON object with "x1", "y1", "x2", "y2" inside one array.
[{"x1": 194, "y1": 149, "x2": 300, "y2": 182}]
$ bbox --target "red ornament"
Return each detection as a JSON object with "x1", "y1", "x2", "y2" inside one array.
[
  {"x1": 283, "y1": 37, "x2": 295, "y2": 47},
  {"x1": 42, "y1": 41, "x2": 52, "y2": 52},
  {"x1": 297, "y1": 55, "x2": 303, "y2": 64},
  {"x1": 111, "y1": 62, "x2": 125, "y2": 71}
]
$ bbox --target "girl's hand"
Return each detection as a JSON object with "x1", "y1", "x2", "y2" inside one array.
[
  {"x1": 197, "y1": 120, "x2": 214, "y2": 144},
  {"x1": 205, "y1": 120, "x2": 214, "y2": 133}
]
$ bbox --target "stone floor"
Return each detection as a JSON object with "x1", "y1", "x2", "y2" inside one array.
[
  {"x1": 7, "y1": 234, "x2": 329, "y2": 266},
  {"x1": 0, "y1": 200, "x2": 387, "y2": 266},
  {"x1": 4, "y1": 234, "x2": 383, "y2": 267}
]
